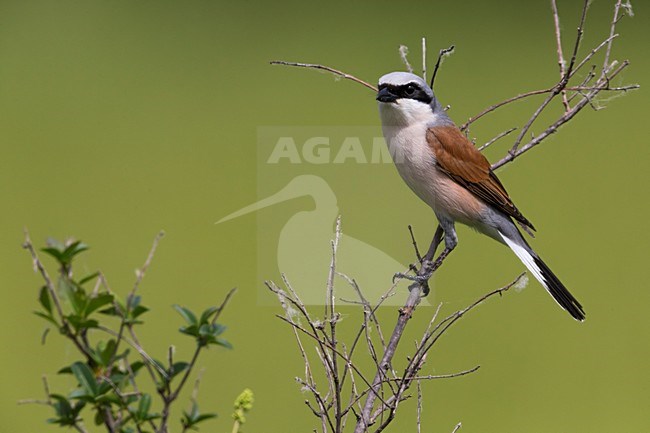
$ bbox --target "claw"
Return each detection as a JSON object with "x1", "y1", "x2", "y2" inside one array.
[
  {"x1": 392, "y1": 271, "x2": 418, "y2": 283},
  {"x1": 393, "y1": 272, "x2": 430, "y2": 284}
]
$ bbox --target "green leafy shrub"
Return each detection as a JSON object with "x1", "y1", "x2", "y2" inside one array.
[{"x1": 22, "y1": 232, "x2": 250, "y2": 433}]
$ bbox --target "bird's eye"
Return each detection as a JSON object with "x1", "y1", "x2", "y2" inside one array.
[{"x1": 403, "y1": 84, "x2": 417, "y2": 97}]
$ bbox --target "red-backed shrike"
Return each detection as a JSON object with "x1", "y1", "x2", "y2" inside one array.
[{"x1": 377, "y1": 71, "x2": 585, "y2": 321}]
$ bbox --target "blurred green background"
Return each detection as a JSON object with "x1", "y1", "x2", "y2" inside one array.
[{"x1": 1, "y1": 0, "x2": 648, "y2": 432}]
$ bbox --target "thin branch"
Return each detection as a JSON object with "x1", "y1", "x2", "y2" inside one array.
[
  {"x1": 512, "y1": 0, "x2": 590, "y2": 154},
  {"x1": 297, "y1": 378, "x2": 336, "y2": 433},
  {"x1": 460, "y1": 87, "x2": 556, "y2": 130},
  {"x1": 386, "y1": 366, "x2": 481, "y2": 381},
  {"x1": 23, "y1": 230, "x2": 95, "y2": 362},
  {"x1": 171, "y1": 287, "x2": 237, "y2": 400},
  {"x1": 492, "y1": 60, "x2": 633, "y2": 170},
  {"x1": 407, "y1": 225, "x2": 423, "y2": 263},
  {"x1": 270, "y1": 61, "x2": 377, "y2": 92},
  {"x1": 478, "y1": 127, "x2": 517, "y2": 152},
  {"x1": 353, "y1": 286, "x2": 424, "y2": 433},
  {"x1": 571, "y1": 34, "x2": 618, "y2": 79},
  {"x1": 132, "y1": 231, "x2": 164, "y2": 298},
  {"x1": 274, "y1": 314, "x2": 379, "y2": 401},
  {"x1": 96, "y1": 326, "x2": 167, "y2": 378},
  {"x1": 421, "y1": 38, "x2": 427, "y2": 81},
  {"x1": 416, "y1": 380, "x2": 422, "y2": 433},
  {"x1": 399, "y1": 45, "x2": 413, "y2": 74},
  {"x1": 551, "y1": 0, "x2": 570, "y2": 110},
  {"x1": 107, "y1": 231, "x2": 165, "y2": 378},
  {"x1": 429, "y1": 45, "x2": 455, "y2": 90},
  {"x1": 565, "y1": 0, "x2": 590, "y2": 80},
  {"x1": 601, "y1": 0, "x2": 625, "y2": 82}
]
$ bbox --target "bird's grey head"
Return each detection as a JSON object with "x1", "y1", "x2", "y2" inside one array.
[
  {"x1": 377, "y1": 72, "x2": 435, "y2": 105},
  {"x1": 377, "y1": 72, "x2": 445, "y2": 126}
]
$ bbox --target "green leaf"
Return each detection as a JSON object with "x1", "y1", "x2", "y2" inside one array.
[
  {"x1": 131, "y1": 305, "x2": 149, "y2": 319},
  {"x1": 58, "y1": 365, "x2": 73, "y2": 375},
  {"x1": 213, "y1": 337, "x2": 233, "y2": 349},
  {"x1": 173, "y1": 305, "x2": 198, "y2": 326},
  {"x1": 98, "y1": 305, "x2": 121, "y2": 317},
  {"x1": 95, "y1": 393, "x2": 122, "y2": 405},
  {"x1": 194, "y1": 413, "x2": 217, "y2": 423},
  {"x1": 168, "y1": 362, "x2": 190, "y2": 379},
  {"x1": 130, "y1": 361, "x2": 145, "y2": 375},
  {"x1": 108, "y1": 372, "x2": 129, "y2": 389},
  {"x1": 33, "y1": 311, "x2": 59, "y2": 327},
  {"x1": 48, "y1": 394, "x2": 86, "y2": 426},
  {"x1": 127, "y1": 295, "x2": 142, "y2": 309},
  {"x1": 198, "y1": 323, "x2": 212, "y2": 337},
  {"x1": 94, "y1": 408, "x2": 105, "y2": 426},
  {"x1": 95, "y1": 339, "x2": 117, "y2": 367},
  {"x1": 71, "y1": 361, "x2": 98, "y2": 397},
  {"x1": 100, "y1": 296, "x2": 148, "y2": 323},
  {"x1": 60, "y1": 241, "x2": 89, "y2": 265},
  {"x1": 41, "y1": 247, "x2": 64, "y2": 263},
  {"x1": 38, "y1": 285, "x2": 53, "y2": 314},
  {"x1": 59, "y1": 276, "x2": 86, "y2": 315},
  {"x1": 50, "y1": 394, "x2": 72, "y2": 418},
  {"x1": 41, "y1": 240, "x2": 89, "y2": 266},
  {"x1": 199, "y1": 306, "x2": 219, "y2": 324},
  {"x1": 96, "y1": 381, "x2": 113, "y2": 396},
  {"x1": 179, "y1": 324, "x2": 199, "y2": 337},
  {"x1": 137, "y1": 394, "x2": 151, "y2": 419},
  {"x1": 196, "y1": 323, "x2": 230, "y2": 348},
  {"x1": 182, "y1": 402, "x2": 217, "y2": 430},
  {"x1": 78, "y1": 271, "x2": 100, "y2": 286},
  {"x1": 66, "y1": 315, "x2": 99, "y2": 332},
  {"x1": 68, "y1": 388, "x2": 94, "y2": 402},
  {"x1": 85, "y1": 293, "x2": 114, "y2": 316}
]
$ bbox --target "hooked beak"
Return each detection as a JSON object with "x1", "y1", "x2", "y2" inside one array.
[{"x1": 376, "y1": 87, "x2": 397, "y2": 103}]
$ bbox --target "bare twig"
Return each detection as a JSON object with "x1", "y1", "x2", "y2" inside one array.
[
  {"x1": 353, "y1": 270, "x2": 431, "y2": 432},
  {"x1": 399, "y1": 45, "x2": 413, "y2": 74},
  {"x1": 551, "y1": 0, "x2": 570, "y2": 110},
  {"x1": 171, "y1": 287, "x2": 237, "y2": 400},
  {"x1": 492, "y1": 61, "x2": 635, "y2": 170},
  {"x1": 407, "y1": 225, "x2": 423, "y2": 263},
  {"x1": 421, "y1": 38, "x2": 427, "y2": 81},
  {"x1": 132, "y1": 231, "x2": 164, "y2": 298},
  {"x1": 23, "y1": 230, "x2": 96, "y2": 363},
  {"x1": 106, "y1": 231, "x2": 165, "y2": 378},
  {"x1": 270, "y1": 61, "x2": 377, "y2": 92},
  {"x1": 416, "y1": 379, "x2": 422, "y2": 433},
  {"x1": 601, "y1": 0, "x2": 625, "y2": 82},
  {"x1": 478, "y1": 127, "x2": 517, "y2": 152},
  {"x1": 382, "y1": 365, "x2": 481, "y2": 382},
  {"x1": 430, "y1": 45, "x2": 455, "y2": 90}
]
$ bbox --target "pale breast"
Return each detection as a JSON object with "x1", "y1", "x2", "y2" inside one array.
[{"x1": 382, "y1": 123, "x2": 486, "y2": 225}]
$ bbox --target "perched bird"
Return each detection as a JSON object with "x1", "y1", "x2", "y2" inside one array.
[{"x1": 377, "y1": 71, "x2": 585, "y2": 321}]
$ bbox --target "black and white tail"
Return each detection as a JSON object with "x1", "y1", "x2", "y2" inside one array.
[{"x1": 500, "y1": 233, "x2": 585, "y2": 321}]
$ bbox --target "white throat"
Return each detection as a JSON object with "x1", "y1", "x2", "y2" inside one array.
[{"x1": 378, "y1": 99, "x2": 437, "y2": 127}]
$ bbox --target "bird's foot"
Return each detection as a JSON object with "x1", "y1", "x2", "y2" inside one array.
[
  {"x1": 393, "y1": 271, "x2": 432, "y2": 296},
  {"x1": 393, "y1": 272, "x2": 430, "y2": 284}
]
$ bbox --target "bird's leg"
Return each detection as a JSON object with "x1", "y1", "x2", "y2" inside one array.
[
  {"x1": 414, "y1": 230, "x2": 457, "y2": 287},
  {"x1": 394, "y1": 225, "x2": 445, "y2": 294},
  {"x1": 394, "y1": 222, "x2": 457, "y2": 295},
  {"x1": 423, "y1": 225, "x2": 444, "y2": 262}
]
